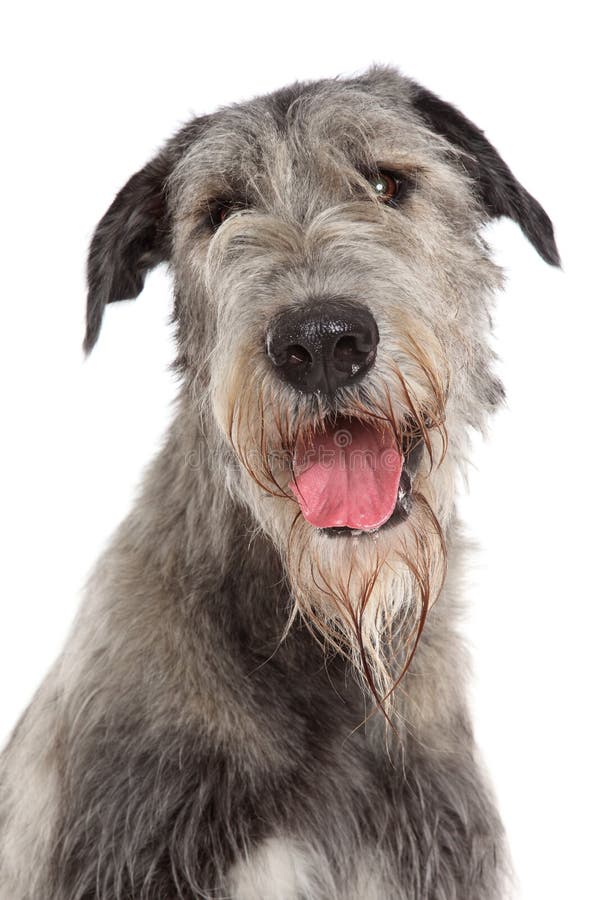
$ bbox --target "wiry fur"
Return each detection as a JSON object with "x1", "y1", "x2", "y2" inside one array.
[{"x1": 0, "y1": 67, "x2": 558, "y2": 899}]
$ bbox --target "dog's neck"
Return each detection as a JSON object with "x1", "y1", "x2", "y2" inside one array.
[{"x1": 114, "y1": 401, "x2": 469, "y2": 746}]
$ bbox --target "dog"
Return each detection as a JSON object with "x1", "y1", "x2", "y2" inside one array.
[{"x1": 0, "y1": 66, "x2": 559, "y2": 899}]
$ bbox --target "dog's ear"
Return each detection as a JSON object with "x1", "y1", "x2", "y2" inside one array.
[
  {"x1": 411, "y1": 85, "x2": 560, "y2": 267},
  {"x1": 84, "y1": 150, "x2": 175, "y2": 353}
]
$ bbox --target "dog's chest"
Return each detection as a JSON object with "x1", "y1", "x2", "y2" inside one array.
[{"x1": 226, "y1": 836, "x2": 388, "y2": 900}]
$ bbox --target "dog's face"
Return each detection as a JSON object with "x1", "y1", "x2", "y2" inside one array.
[{"x1": 85, "y1": 68, "x2": 558, "y2": 706}]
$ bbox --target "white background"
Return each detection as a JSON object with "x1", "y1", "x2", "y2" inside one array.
[{"x1": 1, "y1": 3, "x2": 591, "y2": 898}]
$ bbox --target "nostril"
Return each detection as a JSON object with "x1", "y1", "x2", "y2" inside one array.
[
  {"x1": 267, "y1": 340, "x2": 313, "y2": 369},
  {"x1": 333, "y1": 336, "x2": 359, "y2": 363},
  {"x1": 333, "y1": 334, "x2": 376, "y2": 372},
  {"x1": 285, "y1": 344, "x2": 312, "y2": 367}
]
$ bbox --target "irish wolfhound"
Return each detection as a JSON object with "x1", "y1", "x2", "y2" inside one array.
[{"x1": 0, "y1": 67, "x2": 559, "y2": 899}]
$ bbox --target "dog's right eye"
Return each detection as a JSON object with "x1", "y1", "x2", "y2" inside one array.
[{"x1": 208, "y1": 201, "x2": 245, "y2": 230}]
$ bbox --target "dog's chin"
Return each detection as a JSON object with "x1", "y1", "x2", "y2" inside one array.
[
  {"x1": 285, "y1": 460, "x2": 429, "y2": 607},
  {"x1": 237, "y1": 412, "x2": 430, "y2": 552},
  {"x1": 317, "y1": 463, "x2": 416, "y2": 540},
  {"x1": 294, "y1": 426, "x2": 425, "y2": 541}
]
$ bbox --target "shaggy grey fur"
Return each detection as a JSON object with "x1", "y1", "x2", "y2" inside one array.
[{"x1": 0, "y1": 67, "x2": 558, "y2": 900}]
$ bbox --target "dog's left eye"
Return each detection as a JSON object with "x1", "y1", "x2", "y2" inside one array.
[{"x1": 367, "y1": 170, "x2": 404, "y2": 205}]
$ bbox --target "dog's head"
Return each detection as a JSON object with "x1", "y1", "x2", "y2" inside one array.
[{"x1": 85, "y1": 68, "x2": 559, "y2": 710}]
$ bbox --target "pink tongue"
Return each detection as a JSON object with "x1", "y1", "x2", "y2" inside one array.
[{"x1": 290, "y1": 420, "x2": 403, "y2": 531}]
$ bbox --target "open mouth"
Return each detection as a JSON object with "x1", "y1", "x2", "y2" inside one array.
[{"x1": 289, "y1": 415, "x2": 424, "y2": 537}]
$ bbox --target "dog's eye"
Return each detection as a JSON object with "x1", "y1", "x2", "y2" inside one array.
[
  {"x1": 208, "y1": 201, "x2": 244, "y2": 230},
  {"x1": 367, "y1": 170, "x2": 404, "y2": 205}
]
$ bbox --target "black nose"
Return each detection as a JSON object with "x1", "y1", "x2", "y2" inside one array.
[{"x1": 266, "y1": 300, "x2": 379, "y2": 395}]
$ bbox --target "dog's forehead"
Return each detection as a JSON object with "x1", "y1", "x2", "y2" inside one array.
[{"x1": 171, "y1": 76, "x2": 432, "y2": 196}]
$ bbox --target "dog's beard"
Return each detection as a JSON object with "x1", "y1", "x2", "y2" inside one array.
[
  {"x1": 283, "y1": 481, "x2": 446, "y2": 721},
  {"x1": 215, "y1": 340, "x2": 449, "y2": 724}
]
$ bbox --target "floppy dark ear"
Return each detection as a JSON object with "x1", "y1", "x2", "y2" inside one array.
[
  {"x1": 411, "y1": 85, "x2": 560, "y2": 267},
  {"x1": 84, "y1": 151, "x2": 174, "y2": 353}
]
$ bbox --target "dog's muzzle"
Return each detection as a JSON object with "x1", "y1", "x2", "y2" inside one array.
[{"x1": 265, "y1": 299, "x2": 379, "y2": 396}]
